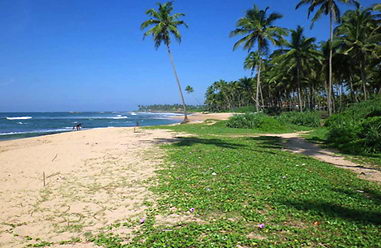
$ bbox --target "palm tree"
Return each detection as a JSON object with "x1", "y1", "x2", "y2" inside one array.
[
  {"x1": 230, "y1": 5, "x2": 287, "y2": 112},
  {"x1": 272, "y1": 26, "x2": 321, "y2": 111},
  {"x1": 185, "y1": 85, "x2": 194, "y2": 94},
  {"x1": 141, "y1": 2, "x2": 189, "y2": 122},
  {"x1": 373, "y1": 3, "x2": 381, "y2": 11},
  {"x1": 243, "y1": 51, "x2": 262, "y2": 107},
  {"x1": 336, "y1": 7, "x2": 381, "y2": 100},
  {"x1": 296, "y1": 0, "x2": 359, "y2": 115}
]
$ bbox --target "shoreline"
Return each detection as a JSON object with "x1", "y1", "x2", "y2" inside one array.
[
  {"x1": 0, "y1": 112, "x2": 182, "y2": 142},
  {"x1": 0, "y1": 112, "x2": 234, "y2": 142},
  {"x1": 0, "y1": 112, "x2": 227, "y2": 247}
]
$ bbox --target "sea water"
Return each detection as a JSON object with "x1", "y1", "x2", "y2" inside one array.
[{"x1": 0, "y1": 112, "x2": 182, "y2": 141}]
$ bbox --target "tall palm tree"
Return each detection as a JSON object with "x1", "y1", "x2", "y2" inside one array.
[
  {"x1": 272, "y1": 26, "x2": 321, "y2": 111},
  {"x1": 296, "y1": 0, "x2": 359, "y2": 115},
  {"x1": 141, "y1": 2, "x2": 189, "y2": 122},
  {"x1": 336, "y1": 7, "x2": 381, "y2": 100},
  {"x1": 243, "y1": 51, "x2": 262, "y2": 107},
  {"x1": 230, "y1": 5, "x2": 287, "y2": 112}
]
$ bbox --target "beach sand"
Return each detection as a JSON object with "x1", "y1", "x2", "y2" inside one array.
[
  {"x1": 172, "y1": 112, "x2": 234, "y2": 123},
  {"x1": 0, "y1": 127, "x2": 178, "y2": 247},
  {"x1": 0, "y1": 113, "x2": 233, "y2": 247}
]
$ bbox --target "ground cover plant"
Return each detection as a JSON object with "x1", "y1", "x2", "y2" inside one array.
[{"x1": 91, "y1": 121, "x2": 381, "y2": 247}]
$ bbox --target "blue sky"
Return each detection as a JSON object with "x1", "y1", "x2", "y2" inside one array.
[{"x1": 0, "y1": 0, "x2": 377, "y2": 112}]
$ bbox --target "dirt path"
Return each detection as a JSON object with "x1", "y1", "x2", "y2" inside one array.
[{"x1": 260, "y1": 132, "x2": 381, "y2": 183}]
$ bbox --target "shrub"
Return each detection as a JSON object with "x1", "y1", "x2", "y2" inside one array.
[
  {"x1": 325, "y1": 97, "x2": 381, "y2": 154},
  {"x1": 226, "y1": 113, "x2": 282, "y2": 130},
  {"x1": 359, "y1": 117, "x2": 381, "y2": 153},
  {"x1": 278, "y1": 111, "x2": 321, "y2": 127}
]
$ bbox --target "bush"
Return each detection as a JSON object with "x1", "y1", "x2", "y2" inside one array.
[
  {"x1": 277, "y1": 111, "x2": 321, "y2": 127},
  {"x1": 325, "y1": 97, "x2": 381, "y2": 153},
  {"x1": 226, "y1": 113, "x2": 282, "y2": 130},
  {"x1": 359, "y1": 117, "x2": 381, "y2": 153}
]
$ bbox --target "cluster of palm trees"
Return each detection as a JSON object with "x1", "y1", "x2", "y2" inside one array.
[
  {"x1": 141, "y1": 1, "x2": 380, "y2": 121},
  {"x1": 223, "y1": 1, "x2": 380, "y2": 114}
]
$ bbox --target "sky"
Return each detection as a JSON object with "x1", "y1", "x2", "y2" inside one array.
[{"x1": 0, "y1": 0, "x2": 378, "y2": 112}]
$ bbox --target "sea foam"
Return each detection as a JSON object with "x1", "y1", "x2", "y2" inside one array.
[{"x1": 6, "y1": 116, "x2": 32, "y2": 120}]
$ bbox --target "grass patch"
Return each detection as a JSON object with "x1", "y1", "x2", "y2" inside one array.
[
  {"x1": 150, "y1": 119, "x2": 309, "y2": 136},
  {"x1": 95, "y1": 121, "x2": 381, "y2": 247}
]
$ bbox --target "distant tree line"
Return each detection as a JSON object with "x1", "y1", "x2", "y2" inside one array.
[{"x1": 137, "y1": 104, "x2": 204, "y2": 112}]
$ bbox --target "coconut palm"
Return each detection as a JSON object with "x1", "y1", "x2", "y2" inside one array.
[
  {"x1": 243, "y1": 51, "x2": 262, "y2": 107},
  {"x1": 296, "y1": 0, "x2": 359, "y2": 115},
  {"x1": 141, "y1": 2, "x2": 189, "y2": 122},
  {"x1": 373, "y1": 3, "x2": 381, "y2": 11},
  {"x1": 185, "y1": 85, "x2": 194, "y2": 94},
  {"x1": 272, "y1": 26, "x2": 321, "y2": 111},
  {"x1": 336, "y1": 7, "x2": 381, "y2": 100},
  {"x1": 230, "y1": 5, "x2": 287, "y2": 111}
]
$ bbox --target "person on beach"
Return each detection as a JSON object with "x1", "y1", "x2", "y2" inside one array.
[{"x1": 73, "y1": 123, "x2": 82, "y2": 131}]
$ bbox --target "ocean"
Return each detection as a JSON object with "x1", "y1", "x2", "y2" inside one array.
[{"x1": 0, "y1": 112, "x2": 182, "y2": 141}]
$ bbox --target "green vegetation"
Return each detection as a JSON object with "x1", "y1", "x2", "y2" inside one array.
[
  {"x1": 91, "y1": 121, "x2": 381, "y2": 247},
  {"x1": 137, "y1": 104, "x2": 205, "y2": 113},
  {"x1": 277, "y1": 111, "x2": 321, "y2": 127},
  {"x1": 204, "y1": 2, "x2": 380, "y2": 115},
  {"x1": 226, "y1": 113, "x2": 283, "y2": 130},
  {"x1": 226, "y1": 111, "x2": 320, "y2": 131},
  {"x1": 325, "y1": 97, "x2": 381, "y2": 153}
]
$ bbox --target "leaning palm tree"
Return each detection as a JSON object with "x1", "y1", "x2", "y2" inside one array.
[
  {"x1": 230, "y1": 5, "x2": 287, "y2": 112},
  {"x1": 272, "y1": 26, "x2": 321, "y2": 112},
  {"x1": 141, "y1": 2, "x2": 189, "y2": 122},
  {"x1": 296, "y1": 0, "x2": 359, "y2": 115}
]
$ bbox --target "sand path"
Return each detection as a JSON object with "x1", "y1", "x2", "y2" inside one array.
[
  {"x1": 0, "y1": 127, "x2": 180, "y2": 248},
  {"x1": 260, "y1": 132, "x2": 381, "y2": 183},
  {"x1": 172, "y1": 112, "x2": 235, "y2": 123}
]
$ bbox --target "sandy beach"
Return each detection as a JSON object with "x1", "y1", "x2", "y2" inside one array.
[
  {"x1": 0, "y1": 113, "x2": 233, "y2": 247},
  {"x1": 0, "y1": 127, "x2": 178, "y2": 247},
  {"x1": 172, "y1": 112, "x2": 234, "y2": 123}
]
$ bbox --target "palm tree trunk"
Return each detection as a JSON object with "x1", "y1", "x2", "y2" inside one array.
[
  {"x1": 256, "y1": 60, "x2": 261, "y2": 112},
  {"x1": 360, "y1": 61, "x2": 367, "y2": 101},
  {"x1": 260, "y1": 83, "x2": 264, "y2": 108},
  {"x1": 167, "y1": 45, "x2": 188, "y2": 122},
  {"x1": 327, "y1": 11, "x2": 334, "y2": 116},
  {"x1": 297, "y1": 63, "x2": 303, "y2": 112},
  {"x1": 349, "y1": 75, "x2": 356, "y2": 102}
]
